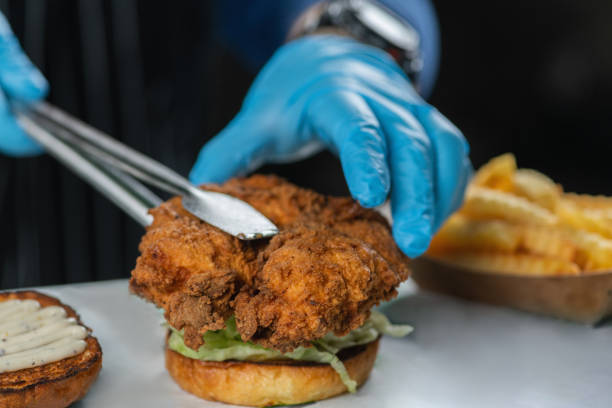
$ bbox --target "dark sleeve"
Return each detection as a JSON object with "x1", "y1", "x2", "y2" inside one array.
[
  {"x1": 215, "y1": 0, "x2": 440, "y2": 97},
  {"x1": 213, "y1": 0, "x2": 319, "y2": 71}
]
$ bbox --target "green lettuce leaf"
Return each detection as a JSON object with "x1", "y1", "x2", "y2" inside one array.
[
  {"x1": 167, "y1": 311, "x2": 411, "y2": 393},
  {"x1": 314, "y1": 311, "x2": 412, "y2": 354}
]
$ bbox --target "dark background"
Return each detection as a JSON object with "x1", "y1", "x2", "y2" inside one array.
[
  {"x1": 431, "y1": 1, "x2": 612, "y2": 195},
  {"x1": 1, "y1": 0, "x2": 611, "y2": 287}
]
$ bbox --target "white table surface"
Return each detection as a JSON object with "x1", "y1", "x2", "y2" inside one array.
[{"x1": 18, "y1": 278, "x2": 612, "y2": 408}]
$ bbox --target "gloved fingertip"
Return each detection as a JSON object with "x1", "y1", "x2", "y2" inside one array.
[
  {"x1": 24, "y1": 68, "x2": 49, "y2": 100},
  {"x1": 188, "y1": 158, "x2": 222, "y2": 185},
  {"x1": 341, "y1": 144, "x2": 390, "y2": 208},
  {"x1": 189, "y1": 138, "x2": 248, "y2": 185},
  {"x1": 392, "y1": 218, "x2": 433, "y2": 258},
  {"x1": 188, "y1": 166, "x2": 204, "y2": 185},
  {"x1": 353, "y1": 182, "x2": 388, "y2": 208},
  {"x1": 2, "y1": 67, "x2": 49, "y2": 102},
  {"x1": 357, "y1": 196, "x2": 385, "y2": 209}
]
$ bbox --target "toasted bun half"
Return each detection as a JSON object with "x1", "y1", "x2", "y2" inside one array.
[
  {"x1": 166, "y1": 336, "x2": 379, "y2": 407},
  {"x1": 0, "y1": 291, "x2": 102, "y2": 408}
]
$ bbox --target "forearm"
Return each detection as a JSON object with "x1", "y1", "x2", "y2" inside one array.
[{"x1": 215, "y1": 0, "x2": 440, "y2": 97}]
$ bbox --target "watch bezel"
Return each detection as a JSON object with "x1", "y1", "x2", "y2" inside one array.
[{"x1": 315, "y1": 0, "x2": 423, "y2": 84}]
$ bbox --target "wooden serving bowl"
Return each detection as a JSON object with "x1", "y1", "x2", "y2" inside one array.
[{"x1": 411, "y1": 256, "x2": 612, "y2": 324}]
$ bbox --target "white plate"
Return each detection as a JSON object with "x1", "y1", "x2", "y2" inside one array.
[{"x1": 22, "y1": 279, "x2": 612, "y2": 408}]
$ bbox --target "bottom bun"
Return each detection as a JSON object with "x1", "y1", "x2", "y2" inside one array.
[{"x1": 165, "y1": 336, "x2": 379, "y2": 407}]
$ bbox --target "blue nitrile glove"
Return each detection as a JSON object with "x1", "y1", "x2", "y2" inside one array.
[
  {"x1": 0, "y1": 12, "x2": 48, "y2": 157},
  {"x1": 190, "y1": 35, "x2": 471, "y2": 257}
]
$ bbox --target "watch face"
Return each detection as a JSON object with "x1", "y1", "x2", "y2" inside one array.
[{"x1": 351, "y1": 0, "x2": 419, "y2": 50}]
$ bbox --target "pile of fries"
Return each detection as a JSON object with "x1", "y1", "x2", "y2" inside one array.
[{"x1": 428, "y1": 153, "x2": 612, "y2": 276}]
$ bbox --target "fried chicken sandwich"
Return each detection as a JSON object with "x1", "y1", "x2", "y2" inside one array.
[{"x1": 130, "y1": 175, "x2": 411, "y2": 406}]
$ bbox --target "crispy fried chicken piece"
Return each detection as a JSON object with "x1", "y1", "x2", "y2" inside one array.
[
  {"x1": 129, "y1": 200, "x2": 257, "y2": 345},
  {"x1": 234, "y1": 222, "x2": 407, "y2": 352},
  {"x1": 130, "y1": 175, "x2": 409, "y2": 351}
]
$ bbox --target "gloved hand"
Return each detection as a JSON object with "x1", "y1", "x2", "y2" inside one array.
[
  {"x1": 0, "y1": 12, "x2": 48, "y2": 156},
  {"x1": 190, "y1": 35, "x2": 471, "y2": 257}
]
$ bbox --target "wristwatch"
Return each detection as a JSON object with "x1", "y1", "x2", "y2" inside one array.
[{"x1": 290, "y1": 0, "x2": 423, "y2": 87}]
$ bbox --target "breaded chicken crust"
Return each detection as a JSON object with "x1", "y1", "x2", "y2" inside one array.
[{"x1": 130, "y1": 175, "x2": 409, "y2": 352}]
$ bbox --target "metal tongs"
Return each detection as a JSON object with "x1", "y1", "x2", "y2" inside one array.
[{"x1": 15, "y1": 102, "x2": 278, "y2": 240}]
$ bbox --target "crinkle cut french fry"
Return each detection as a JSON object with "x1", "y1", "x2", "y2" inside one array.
[
  {"x1": 590, "y1": 209, "x2": 612, "y2": 223},
  {"x1": 472, "y1": 153, "x2": 516, "y2": 191},
  {"x1": 519, "y1": 225, "x2": 575, "y2": 262},
  {"x1": 513, "y1": 169, "x2": 562, "y2": 211},
  {"x1": 564, "y1": 229, "x2": 612, "y2": 271},
  {"x1": 430, "y1": 216, "x2": 576, "y2": 261},
  {"x1": 564, "y1": 193, "x2": 612, "y2": 210},
  {"x1": 461, "y1": 187, "x2": 558, "y2": 226},
  {"x1": 557, "y1": 200, "x2": 612, "y2": 239},
  {"x1": 431, "y1": 252, "x2": 581, "y2": 276},
  {"x1": 428, "y1": 215, "x2": 521, "y2": 254},
  {"x1": 562, "y1": 194, "x2": 612, "y2": 222}
]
